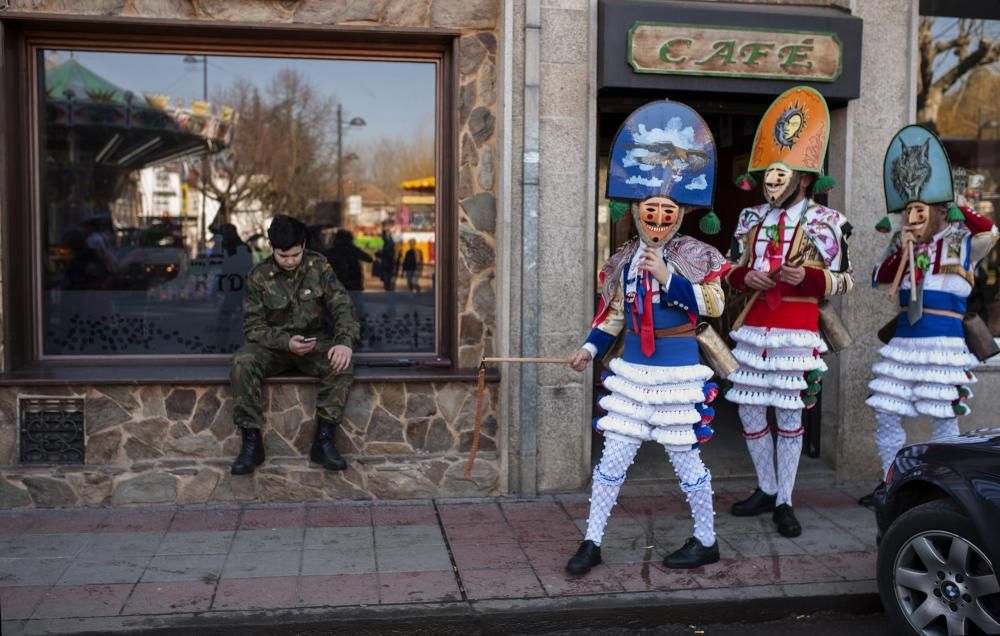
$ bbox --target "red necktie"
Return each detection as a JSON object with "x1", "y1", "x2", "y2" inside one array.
[
  {"x1": 640, "y1": 272, "x2": 655, "y2": 357},
  {"x1": 764, "y1": 211, "x2": 787, "y2": 310}
]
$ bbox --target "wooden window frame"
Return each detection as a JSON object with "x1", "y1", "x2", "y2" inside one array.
[{"x1": 0, "y1": 14, "x2": 460, "y2": 380}]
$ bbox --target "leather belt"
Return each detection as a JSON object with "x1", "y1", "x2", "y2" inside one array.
[
  {"x1": 781, "y1": 297, "x2": 818, "y2": 304},
  {"x1": 629, "y1": 324, "x2": 696, "y2": 338},
  {"x1": 900, "y1": 306, "x2": 964, "y2": 320}
]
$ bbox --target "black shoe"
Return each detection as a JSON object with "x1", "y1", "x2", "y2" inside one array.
[
  {"x1": 773, "y1": 504, "x2": 802, "y2": 537},
  {"x1": 231, "y1": 427, "x2": 265, "y2": 475},
  {"x1": 731, "y1": 488, "x2": 777, "y2": 517},
  {"x1": 310, "y1": 419, "x2": 348, "y2": 471},
  {"x1": 566, "y1": 540, "x2": 602, "y2": 576},
  {"x1": 663, "y1": 537, "x2": 720, "y2": 569},
  {"x1": 857, "y1": 483, "x2": 883, "y2": 508}
]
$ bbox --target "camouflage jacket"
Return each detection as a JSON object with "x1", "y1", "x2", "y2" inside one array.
[{"x1": 243, "y1": 249, "x2": 360, "y2": 352}]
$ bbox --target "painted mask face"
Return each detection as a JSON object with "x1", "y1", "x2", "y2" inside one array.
[
  {"x1": 633, "y1": 196, "x2": 683, "y2": 246},
  {"x1": 762, "y1": 163, "x2": 802, "y2": 208},
  {"x1": 905, "y1": 202, "x2": 946, "y2": 243}
]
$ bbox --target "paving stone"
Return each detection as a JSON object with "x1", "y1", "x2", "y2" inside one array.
[
  {"x1": 375, "y1": 544, "x2": 451, "y2": 573},
  {"x1": 303, "y1": 526, "x2": 373, "y2": 551},
  {"x1": 373, "y1": 524, "x2": 445, "y2": 548},
  {"x1": 794, "y1": 489, "x2": 857, "y2": 508},
  {"x1": 25, "y1": 510, "x2": 107, "y2": 534},
  {"x1": 84, "y1": 532, "x2": 164, "y2": 556},
  {"x1": 450, "y1": 542, "x2": 529, "y2": 570},
  {"x1": 461, "y1": 567, "x2": 545, "y2": 600},
  {"x1": 142, "y1": 553, "x2": 225, "y2": 583},
  {"x1": 790, "y1": 528, "x2": 872, "y2": 554},
  {"x1": 230, "y1": 528, "x2": 303, "y2": 553},
  {"x1": 508, "y1": 518, "x2": 581, "y2": 542},
  {"x1": 721, "y1": 532, "x2": 808, "y2": 558},
  {"x1": 378, "y1": 570, "x2": 461, "y2": 604},
  {"x1": 96, "y1": 510, "x2": 174, "y2": 533},
  {"x1": 0, "y1": 512, "x2": 34, "y2": 535},
  {"x1": 685, "y1": 558, "x2": 749, "y2": 589},
  {"x1": 371, "y1": 504, "x2": 437, "y2": 527},
  {"x1": 297, "y1": 573, "x2": 379, "y2": 607},
  {"x1": 444, "y1": 522, "x2": 516, "y2": 545},
  {"x1": 0, "y1": 558, "x2": 71, "y2": 587},
  {"x1": 533, "y1": 564, "x2": 626, "y2": 596},
  {"x1": 157, "y1": 530, "x2": 234, "y2": 555},
  {"x1": 815, "y1": 550, "x2": 877, "y2": 581},
  {"x1": 222, "y1": 550, "x2": 301, "y2": 579},
  {"x1": 0, "y1": 533, "x2": 91, "y2": 559},
  {"x1": 122, "y1": 580, "x2": 215, "y2": 615},
  {"x1": 32, "y1": 584, "x2": 132, "y2": 618},
  {"x1": 437, "y1": 503, "x2": 505, "y2": 526},
  {"x1": 59, "y1": 555, "x2": 150, "y2": 585},
  {"x1": 0, "y1": 585, "x2": 49, "y2": 618},
  {"x1": 240, "y1": 506, "x2": 306, "y2": 529},
  {"x1": 300, "y1": 549, "x2": 376, "y2": 576},
  {"x1": 306, "y1": 505, "x2": 371, "y2": 528},
  {"x1": 169, "y1": 509, "x2": 240, "y2": 532},
  {"x1": 519, "y1": 540, "x2": 581, "y2": 570},
  {"x1": 606, "y1": 562, "x2": 701, "y2": 593},
  {"x1": 213, "y1": 576, "x2": 298, "y2": 610},
  {"x1": 617, "y1": 495, "x2": 687, "y2": 517}
]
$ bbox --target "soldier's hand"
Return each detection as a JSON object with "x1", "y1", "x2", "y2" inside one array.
[
  {"x1": 569, "y1": 348, "x2": 592, "y2": 372},
  {"x1": 744, "y1": 270, "x2": 776, "y2": 291},
  {"x1": 327, "y1": 344, "x2": 353, "y2": 372},
  {"x1": 288, "y1": 335, "x2": 317, "y2": 357}
]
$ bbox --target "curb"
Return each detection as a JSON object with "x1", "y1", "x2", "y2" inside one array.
[{"x1": 2, "y1": 579, "x2": 880, "y2": 636}]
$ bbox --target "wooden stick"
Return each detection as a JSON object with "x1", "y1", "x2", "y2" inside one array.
[
  {"x1": 887, "y1": 241, "x2": 911, "y2": 301},
  {"x1": 908, "y1": 242, "x2": 918, "y2": 292},
  {"x1": 464, "y1": 365, "x2": 487, "y2": 478},
  {"x1": 482, "y1": 356, "x2": 573, "y2": 364}
]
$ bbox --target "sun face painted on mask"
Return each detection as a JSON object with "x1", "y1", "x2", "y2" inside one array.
[{"x1": 633, "y1": 196, "x2": 683, "y2": 246}]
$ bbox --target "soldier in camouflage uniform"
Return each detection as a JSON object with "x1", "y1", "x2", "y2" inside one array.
[{"x1": 230, "y1": 215, "x2": 360, "y2": 475}]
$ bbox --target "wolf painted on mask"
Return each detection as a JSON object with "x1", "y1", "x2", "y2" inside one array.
[{"x1": 891, "y1": 138, "x2": 932, "y2": 204}]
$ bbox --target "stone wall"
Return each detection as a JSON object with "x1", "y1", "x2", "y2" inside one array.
[
  {"x1": 0, "y1": 381, "x2": 499, "y2": 507},
  {"x1": 0, "y1": 0, "x2": 503, "y2": 506}
]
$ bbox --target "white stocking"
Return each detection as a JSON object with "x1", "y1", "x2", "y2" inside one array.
[
  {"x1": 584, "y1": 436, "x2": 641, "y2": 546},
  {"x1": 667, "y1": 448, "x2": 716, "y2": 547},
  {"x1": 874, "y1": 410, "x2": 906, "y2": 478},
  {"x1": 931, "y1": 418, "x2": 959, "y2": 441},
  {"x1": 775, "y1": 408, "x2": 803, "y2": 507},
  {"x1": 738, "y1": 404, "x2": 777, "y2": 496}
]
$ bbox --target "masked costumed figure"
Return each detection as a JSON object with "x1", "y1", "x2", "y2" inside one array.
[
  {"x1": 566, "y1": 100, "x2": 729, "y2": 575},
  {"x1": 865, "y1": 125, "x2": 998, "y2": 498},
  {"x1": 726, "y1": 87, "x2": 853, "y2": 537}
]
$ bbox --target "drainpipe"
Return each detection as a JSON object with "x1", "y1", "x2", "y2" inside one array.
[{"x1": 519, "y1": 0, "x2": 541, "y2": 496}]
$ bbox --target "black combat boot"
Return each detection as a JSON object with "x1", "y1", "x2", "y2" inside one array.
[
  {"x1": 773, "y1": 504, "x2": 802, "y2": 537},
  {"x1": 663, "y1": 537, "x2": 720, "y2": 569},
  {"x1": 310, "y1": 419, "x2": 348, "y2": 471},
  {"x1": 566, "y1": 540, "x2": 602, "y2": 575},
  {"x1": 731, "y1": 487, "x2": 777, "y2": 517},
  {"x1": 231, "y1": 427, "x2": 265, "y2": 475}
]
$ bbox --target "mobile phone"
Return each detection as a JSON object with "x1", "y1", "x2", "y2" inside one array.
[{"x1": 301, "y1": 336, "x2": 317, "y2": 342}]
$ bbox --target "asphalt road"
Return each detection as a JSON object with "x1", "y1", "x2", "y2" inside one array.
[{"x1": 509, "y1": 611, "x2": 889, "y2": 636}]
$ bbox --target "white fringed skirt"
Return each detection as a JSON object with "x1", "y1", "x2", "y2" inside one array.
[
  {"x1": 725, "y1": 326, "x2": 827, "y2": 410},
  {"x1": 865, "y1": 336, "x2": 977, "y2": 418}
]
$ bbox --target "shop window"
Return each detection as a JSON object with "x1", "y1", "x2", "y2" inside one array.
[
  {"x1": 916, "y1": 4, "x2": 1000, "y2": 352},
  {"x1": 21, "y1": 39, "x2": 450, "y2": 363}
]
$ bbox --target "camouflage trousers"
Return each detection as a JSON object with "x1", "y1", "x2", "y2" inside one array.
[{"x1": 230, "y1": 343, "x2": 353, "y2": 430}]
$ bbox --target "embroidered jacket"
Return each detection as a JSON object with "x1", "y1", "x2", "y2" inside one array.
[
  {"x1": 726, "y1": 199, "x2": 853, "y2": 331},
  {"x1": 583, "y1": 235, "x2": 728, "y2": 366},
  {"x1": 872, "y1": 208, "x2": 998, "y2": 338}
]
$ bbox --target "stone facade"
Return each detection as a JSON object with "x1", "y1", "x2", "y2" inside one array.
[
  {"x1": 0, "y1": 0, "x2": 502, "y2": 506},
  {"x1": 0, "y1": 382, "x2": 499, "y2": 507}
]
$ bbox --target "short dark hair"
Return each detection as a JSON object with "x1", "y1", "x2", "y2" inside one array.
[{"x1": 268, "y1": 215, "x2": 307, "y2": 250}]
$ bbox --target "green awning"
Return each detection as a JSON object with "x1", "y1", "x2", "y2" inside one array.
[{"x1": 45, "y1": 58, "x2": 131, "y2": 105}]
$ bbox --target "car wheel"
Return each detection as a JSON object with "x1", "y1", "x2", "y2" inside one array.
[{"x1": 877, "y1": 499, "x2": 1000, "y2": 635}]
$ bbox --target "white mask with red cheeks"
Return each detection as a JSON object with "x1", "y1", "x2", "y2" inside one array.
[
  {"x1": 762, "y1": 163, "x2": 804, "y2": 208},
  {"x1": 633, "y1": 196, "x2": 685, "y2": 247}
]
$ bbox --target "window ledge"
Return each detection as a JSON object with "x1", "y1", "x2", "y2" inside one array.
[{"x1": 0, "y1": 364, "x2": 499, "y2": 386}]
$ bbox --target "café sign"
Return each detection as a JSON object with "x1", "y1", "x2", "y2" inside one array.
[{"x1": 628, "y1": 22, "x2": 843, "y2": 83}]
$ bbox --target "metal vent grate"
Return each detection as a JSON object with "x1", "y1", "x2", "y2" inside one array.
[{"x1": 19, "y1": 397, "x2": 86, "y2": 464}]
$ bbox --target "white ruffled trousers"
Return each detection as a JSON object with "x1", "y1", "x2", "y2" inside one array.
[
  {"x1": 866, "y1": 335, "x2": 974, "y2": 477},
  {"x1": 726, "y1": 326, "x2": 826, "y2": 507},
  {"x1": 583, "y1": 358, "x2": 717, "y2": 548}
]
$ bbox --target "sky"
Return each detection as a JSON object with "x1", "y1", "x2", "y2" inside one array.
[
  {"x1": 45, "y1": 49, "x2": 437, "y2": 146},
  {"x1": 928, "y1": 17, "x2": 1000, "y2": 89}
]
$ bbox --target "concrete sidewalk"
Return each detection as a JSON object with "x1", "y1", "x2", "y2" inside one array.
[{"x1": 0, "y1": 483, "x2": 882, "y2": 635}]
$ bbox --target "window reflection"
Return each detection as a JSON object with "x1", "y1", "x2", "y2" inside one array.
[
  {"x1": 916, "y1": 16, "x2": 1000, "y2": 334},
  {"x1": 40, "y1": 50, "x2": 438, "y2": 356}
]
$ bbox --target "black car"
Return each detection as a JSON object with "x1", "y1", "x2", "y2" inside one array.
[{"x1": 875, "y1": 428, "x2": 1000, "y2": 635}]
